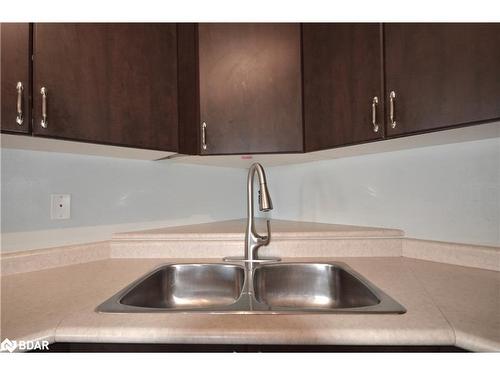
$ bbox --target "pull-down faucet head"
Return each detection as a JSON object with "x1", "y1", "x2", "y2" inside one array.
[
  {"x1": 258, "y1": 181, "x2": 273, "y2": 212},
  {"x1": 251, "y1": 163, "x2": 273, "y2": 212}
]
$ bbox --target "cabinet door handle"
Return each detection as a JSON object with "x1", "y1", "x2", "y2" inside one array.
[
  {"x1": 201, "y1": 122, "x2": 207, "y2": 150},
  {"x1": 16, "y1": 82, "x2": 24, "y2": 126},
  {"x1": 40, "y1": 87, "x2": 48, "y2": 128},
  {"x1": 389, "y1": 91, "x2": 397, "y2": 128},
  {"x1": 372, "y1": 96, "x2": 379, "y2": 133}
]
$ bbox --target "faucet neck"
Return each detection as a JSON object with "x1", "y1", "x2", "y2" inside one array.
[{"x1": 246, "y1": 164, "x2": 260, "y2": 231}]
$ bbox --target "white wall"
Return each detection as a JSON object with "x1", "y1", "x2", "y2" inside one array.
[
  {"x1": 266, "y1": 137, "x2": 500, "y2": 247},
  {"x1": 1, "y1": 148, "x2": 246, "y2": 252},
  {"x1": 2, "y1": 135, "x2": 499, "y2": 252}
]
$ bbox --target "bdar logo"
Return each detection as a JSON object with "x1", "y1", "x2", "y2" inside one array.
[
  {"x1": 0, "y1": 338, "x2": 49, "y2": 352},
  {"x1": 1, "y1": 338, "x2": 17, "y2": 353}
]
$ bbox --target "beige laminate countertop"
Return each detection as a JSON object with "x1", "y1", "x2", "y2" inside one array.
[
  {"x1": 2, "y1": 256, "x2": 499, "y2": 351},
  {"x1": 112, "y1": 219, "x2": 404, "y2": 240}
]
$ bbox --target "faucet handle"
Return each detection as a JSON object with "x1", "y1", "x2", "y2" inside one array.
[{"x1": 259, "y1": 220, "x2": 271, "y2": 246}]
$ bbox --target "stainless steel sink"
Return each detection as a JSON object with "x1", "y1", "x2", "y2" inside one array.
[
  {"x1": 253, "y1": 263, "x2": 380, "y2": 309},
  {"x1": 96, "y1": 163, "x2": 407, "y2": 315},
  {"x1": 97, "y1": 262, "x2": 405, "y2": 314},
  {"x1": 98, "y1": 263, "x2": 246, "y2": 312}
]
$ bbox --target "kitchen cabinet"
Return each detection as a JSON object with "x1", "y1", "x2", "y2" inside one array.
[
  {"x1": 32, "y1": 23, "x2": 179, "y2": 151},
  {"x1": 302, "y1": 23, "x2": 385, "y2": 152},
  {"x1": 1, "y1": 23, "x2": 31, "y2": 134},
  {"x1": 3, "y1": 23, "x2": 500, "y2": 158},
  {"x1": 384, "y1": 23, "x2": 500, "y2": 136},
  {"x1": 178, "y1": 23, "x2": 303, "y2": 155}
]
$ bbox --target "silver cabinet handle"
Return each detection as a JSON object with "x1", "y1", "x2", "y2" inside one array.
[
  {"x1": 201, "y1": 122, "x2": 207, "y2": 150},
  {"x1": 16, "y1": 82, "x2": 24, "y2": 126},
  {"x1": 40, "y1": 87, "x2": 48, "y2": 128},
  {"x1": 389, "y1": 90, "x2": 397, "y2": 129},
  {"x1": 372, "y1": 96, "x2": 379, "y2": 133}
]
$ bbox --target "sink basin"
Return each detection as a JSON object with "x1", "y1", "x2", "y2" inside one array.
[
  {"x1": 253, "y1": 263, "x2": 380, "y2": 309},
  {"x1": 99, "y1": 263, "x2": 245, "y2": 312},
  {"x1": 97, "y1": 261, "x2": 405, "y2": 314}
]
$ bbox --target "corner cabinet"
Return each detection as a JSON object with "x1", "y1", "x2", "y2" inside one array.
[
  {"x1": 32, "y1": 23, "x2": 179, "y2": 151},
  {"x1": 384, "y1": 23, "x2": 500, "y2": 136},
  {"x1": 1, "y1": 23, "x2": 31, "y2": 134},
  {"x1": 178, "y1": 23, "x2": 303, "y2": 155},
  {"x1": 302, "y1": 23, "x2": 385, "y2": 152}
]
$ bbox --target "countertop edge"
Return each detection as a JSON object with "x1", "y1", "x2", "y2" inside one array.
[{"x1": 455, "y1": 330, "x2": 500, "y2": 352}]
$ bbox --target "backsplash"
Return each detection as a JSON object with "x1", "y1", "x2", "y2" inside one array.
[
  {"x1": 267, "y1": 136, "x2": 500, "y2": 247},
  {"x1": 1, "y1": 148, "x2": 246, "y2": 251},
  {"x1": 2, "y1": 135, "x2": 499, "y2": 252}
]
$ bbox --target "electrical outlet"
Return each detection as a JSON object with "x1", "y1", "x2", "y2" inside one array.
[{"x1": 50, "y1": 194, "x2": 71, "y2": 220}]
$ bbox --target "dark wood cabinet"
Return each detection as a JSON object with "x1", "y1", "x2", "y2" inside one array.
[
  {"x1": 3, "y1": 23, "x2": 500, "y2": 157},
  {"x1": 303, "y1": 24, "x2": 385, "y2": 152},
  {"x1": 179, "y1": 23, "x2": 303, "y2": 155},
  {"x1": 32, "y1": 23, "x2": 179, "y2": 151},
  {"x1": 384, "y1": 23, "x2": 500, "y2": 136},
  {"x1": 1, "y1": 23, "x2": 31, "y2": 134}
]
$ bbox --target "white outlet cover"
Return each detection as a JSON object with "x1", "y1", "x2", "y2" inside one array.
[{"x1": 50, "y1": 194, "x2": 71, "y2": 220}]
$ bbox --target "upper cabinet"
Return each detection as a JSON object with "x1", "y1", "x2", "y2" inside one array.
[
  {"x1": 2, "y1": 23, "x2": 500, "y2": 157},
  {"x1": 178, "y1": 23, "x2": 303, "y2": 155},
  {"x1": 302, "y1": 24, "x2": 385, "y2": 152},
  {"x1": 32, "y1": 23, "x2": 179, "y2": 151},
  {"x1": 384, "y1": 23, "x2": 500, "y2": 136},
  {"x1": 1, "y1": 23, "x2": 31, "y2": 134}
]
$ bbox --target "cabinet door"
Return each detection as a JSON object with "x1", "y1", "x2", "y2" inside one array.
[
  {"x1": 198, "y1": 23, "x2": 303, "y2": 155},
  {"x1": 33, "y1": 23, "x2": 178, "y2": 151},
  {"x1": 303, "y1": 24, "x2": 384, "y2": 152},
  {"x1": 1, "y1": 23, "x2": 31, "y2": 133},
  {"x1": 385, "y1": 23, "x2": 500, "y2": 136}
]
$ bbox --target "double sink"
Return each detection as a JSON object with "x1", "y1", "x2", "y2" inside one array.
[
  {"x1": 97, "y1": 261, "x2": 406, "y2": 314},
  {"x1": 98, "y1": 164, "x2": 405, "y2": 314}
]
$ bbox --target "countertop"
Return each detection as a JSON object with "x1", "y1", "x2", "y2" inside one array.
[
  {"x1": 2, "y1": 256, "x2": 499, "y2": 351},
  {"x1": 112, "y1": 219, "x2": 404, "y2": 240}
]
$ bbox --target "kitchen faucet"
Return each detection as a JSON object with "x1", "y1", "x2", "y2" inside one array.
[
  {"x1": 244, "y1": 162, "x2": 273, "y2": 262},
  {"x1": 223, "y1": 162, "x2": 279, "y2": 263}
]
